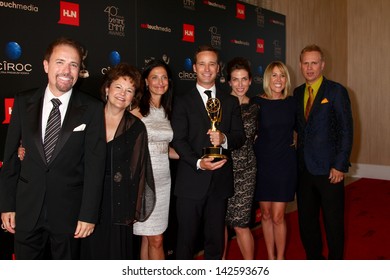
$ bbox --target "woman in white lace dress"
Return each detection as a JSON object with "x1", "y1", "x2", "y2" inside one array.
[{"x1": 132, "y1": 59, "x2": 178, "y2": 259}]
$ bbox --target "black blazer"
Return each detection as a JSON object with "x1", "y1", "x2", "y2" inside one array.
[
  {"x1": 171, "y1": 87, "x2": 245, "y2": 200},
  {"x1": 294, "y1": 77, "x2": 353, "y2": 175},
  {"x1": 0, "y1": 87, "x2": 106, "y2": 233}
]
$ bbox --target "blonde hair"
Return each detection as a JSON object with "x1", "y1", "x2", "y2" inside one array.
[
  {"x1": 299, "y1": 44, "x2": 324, "y2": 62},
  {"x1": 263, "y1": 61, "x2": 291, "y2": 99}
]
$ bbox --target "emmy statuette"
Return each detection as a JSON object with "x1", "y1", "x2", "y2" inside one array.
[{"x1": 202, "y1": 97, "x2": 228, "y2": 161}]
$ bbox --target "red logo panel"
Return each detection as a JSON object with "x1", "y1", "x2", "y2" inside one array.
[
  {"x1": 2, "y1": 98, "x2": 14, "y2": 124},
  {"x1": 58, "y1": 1, "x2": 80, "y2": 26},
  {"x1": 256, "y1": 39, "x2": 264, "y2": 53},
  {"x1": 236, "y1": 3, "x2": 245, "y2": 20},
  {"x1": 182, "y1": 24, "x2": 195, "y2": 42}
]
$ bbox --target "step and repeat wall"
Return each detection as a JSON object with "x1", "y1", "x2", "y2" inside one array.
[{"x1": 0, "y1": 0, "x2": 285, "y2": 259}]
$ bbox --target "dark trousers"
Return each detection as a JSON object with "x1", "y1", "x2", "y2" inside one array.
[
  {"x1": 175, "y1": 194, "x2": 227, "y2": 260},
  {"x1": 14, "y1": 227, "x2": 80, "y2": 259},
  {"x1": 14, "y1": 204, "x2": 80, "y2": 260},
  {"x1": 297, "y1": 168, "x2": 345, "y2": 260}
]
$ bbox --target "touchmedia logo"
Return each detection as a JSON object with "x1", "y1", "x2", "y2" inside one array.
[{"x1": 0, "y1": 41, "x2": 32, "y2": 75}]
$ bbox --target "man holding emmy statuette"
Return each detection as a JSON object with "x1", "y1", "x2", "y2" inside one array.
[{"x1": 171, "y1": 45, "x2": 245, "y2": 259}]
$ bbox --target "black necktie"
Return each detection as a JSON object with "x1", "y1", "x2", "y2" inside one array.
[
  {"x1": 204, "y1": 90, "x2": 212, "y2": 100},
  {"x1": 44, "y1": 98, "x2": 62, "y2": 163}
]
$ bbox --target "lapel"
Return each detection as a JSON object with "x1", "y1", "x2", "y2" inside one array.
[
  {"x1": 48, "y1": 90, "x2": 87, "y2": 165},
  {"x1": 25, "y1": 88, "x2": 46, "y2": 165},
  {"x1": 215, "y1": 89, "x2": 224, "y2": 126},
  {"x1": 296, "y1": 84, "x2": 306, "y2": 123},
  {"x1": 193, "y1": 88, "x2": 210, "y2": 126}
]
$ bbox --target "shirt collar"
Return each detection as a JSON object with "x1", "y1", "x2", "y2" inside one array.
[
  {"x1": 306, "y1": 75, "x2": 323, "y2": 94},
  {"x1": 196, "y1": 84, "x2": 216, "y2": 98},
  {"x1": 44, "y1": 86, "x2": 72, "y2": 108}
]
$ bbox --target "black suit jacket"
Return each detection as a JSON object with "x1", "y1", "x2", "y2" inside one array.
[
  {"x1": 0, "y1": 87, "x2": 106, "y2": 233},
  {"x1": 171, "y1": 87, "x2": 245, "y2": 200},
  {"x1": 294, "y1": 77, "x2": 353, "y2": 175}
]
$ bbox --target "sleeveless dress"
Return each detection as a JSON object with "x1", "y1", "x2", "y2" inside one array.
[
  {"x1": 252, "y1": 95, "x2": 297, "y2": 202},
  {"x1": 133, "y1": 106, "x2": 173, "y2": 235},
  {"x1": 225, "y1": 103, "x2": 258, "y2": 227}
]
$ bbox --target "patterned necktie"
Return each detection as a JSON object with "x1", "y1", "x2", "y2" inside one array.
[
  {"x1": 44, "y1": 98, "x2": 62, "y2": 163},
  {"x1": 305, "y1": 86, "x2": 314, "y2": 120},
  {"x1": 204, "y1": 90, "x2": 212, "y2": 100}
]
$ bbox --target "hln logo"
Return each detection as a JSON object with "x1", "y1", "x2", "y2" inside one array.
[
  {"x1": 58, "y1": 1, "x2": 79, "y2": 26},
  {"x1": 63, "y1": 9, "x2": 77, "y2": 18},
  {"x1": 184, "y1": 30, "x2": 193, "y2": 36}
]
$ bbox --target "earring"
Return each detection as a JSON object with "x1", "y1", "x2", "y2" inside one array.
[{"x1": 106, "y1": 94, "x2": 108, "y2": 101}]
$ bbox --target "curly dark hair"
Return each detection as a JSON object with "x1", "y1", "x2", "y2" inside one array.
[
  {"x1": 100, "y1": 63, "x2": 143, "y2": 108},
  {"x1": 226, "y1": 57, "x2": 252, "y2": 82}
]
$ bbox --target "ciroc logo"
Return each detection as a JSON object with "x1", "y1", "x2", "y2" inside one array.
[
  {"x1": 101, "y1": 51, "x2": 121, "y2": 75},
  {"x1": 253, "y1": 65, "x2": 264, "y2": 84},
  {"x1": 179, "y1": 58, "x2": 196, "y2": 81},
  {"x1": 1, "y1": 42, "x2": 32, "y2": 75}
]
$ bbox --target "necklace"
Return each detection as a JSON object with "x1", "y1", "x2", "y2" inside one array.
[{"x1": 150, "y1": 100, "x2": 161, "y2": 109}]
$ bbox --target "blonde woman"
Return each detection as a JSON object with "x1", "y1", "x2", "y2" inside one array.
[{"x1": 252, "y1": 61, "x2": 297, "y2": 260}]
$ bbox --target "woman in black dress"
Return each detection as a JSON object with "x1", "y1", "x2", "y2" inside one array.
[
  {"x1": 81, "y1": 63, "x2": 156, "y2": 259},
  {"x1": 224, "y1": 57, "x2": 258, "y2": 259},
  {"x1": 252, "y1": 61, "x2": 297, "y2": 260}
]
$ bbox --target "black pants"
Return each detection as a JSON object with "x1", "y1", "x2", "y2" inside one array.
[
  {"x1": 297, "y1": 168, "x2": 345, "y2": 260},
  {"x1": 14, "y1": 226, "x2": 80, "y2": 260},
  {"x1": 175, "y1": 194, "x2": 227, "y2": 260},
  {"x1": 14, "y1": 204, "x2": 80, "y2": 260}
]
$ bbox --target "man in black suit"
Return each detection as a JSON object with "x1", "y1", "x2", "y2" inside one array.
[
  {"x1": 294, "y1": 44, "x2": 353, "y2": 259},
  {"x1": 171, "y1": 45, "x2": 245, "y2": 259},
  {"x1": 0, "y1": 37, "x2": 106, "y2": 259}
]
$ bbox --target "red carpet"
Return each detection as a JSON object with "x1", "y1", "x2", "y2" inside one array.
[{"x1": 224, "y1": 178, "x2": 390, "y2": 260}]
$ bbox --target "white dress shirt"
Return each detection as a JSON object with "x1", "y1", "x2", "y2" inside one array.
[{"x1": 41, "y1": 86, "x2": 72, "y2": 142}]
